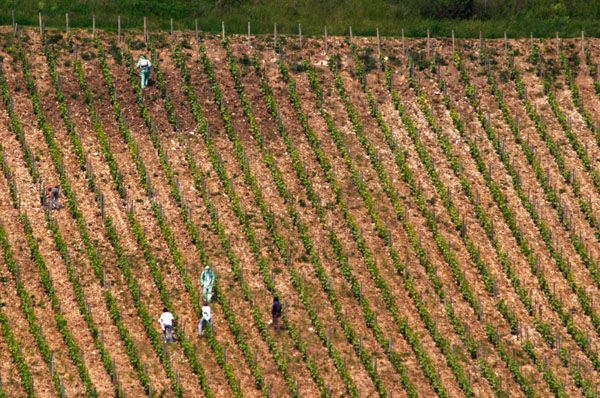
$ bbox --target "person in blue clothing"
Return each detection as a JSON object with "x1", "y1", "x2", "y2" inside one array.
[
  {"x1": 198, "y1": 302, "x2": 213, "y2": 337},
  {"x1": 136, "y1": 55, "x2": 152, "y2": 89},
  {"x1": 47, "y1": 185, "x2": 60, "y2": 210},
  {"x1": 159, "y1": 308, "x2": 174, "y2": 343}
]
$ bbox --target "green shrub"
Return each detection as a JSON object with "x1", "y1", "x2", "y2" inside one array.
[{"x1": 418, "y1": 0, "x2": 473, "y2": 19}]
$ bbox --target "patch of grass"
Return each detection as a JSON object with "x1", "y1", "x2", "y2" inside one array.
[
  {"x1": 296, "y1": 253, "x2": 309, "y2": 263},
  {"x1": 3, "y1": 0, "x2": 600, "y2": 39},
  {"x1": 150, "y1": 34, "x2": 168, "y2": 48},
  {"x1": 289, "y1": 62, "x2": 306, "y2": 73},
  {"x1": 108, "y1": 41, "x2": 123, "y2": 65},
  {"x1": 240, "y1": 53, "x2": 251, "y2": 66},
  {"x1": 81, "y1": 51, "x2": 96, "y2": 61},
  {"x1": 498, "y1": 69, "x2": 509, "y2": 83},
  {"x1": 408, "y1": 50, "x2": 429, "y2": 71},
  {"x1": 47, "y1": 33, "x2": 63, "y2": 45},
  {"x1": 129, "y1": 39, "x2": 146, "y2": 50},
  {"x1": 358, "y1": 51, "x2": 378, "y2": 73}
]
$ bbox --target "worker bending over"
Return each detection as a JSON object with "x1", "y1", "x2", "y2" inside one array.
[{"x1": 136, "y1": 55, "x2": 152, "y2": 89}]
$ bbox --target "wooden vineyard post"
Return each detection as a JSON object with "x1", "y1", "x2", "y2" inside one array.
[
  {"x1": 479, "y1": 30, "x2": 482, "y2": 49},
  {"x1": 118, "y1": 15, "x2": 121, "y2": 43},
  {"x1": 349, "y1": 26, "x2": 353, "y2": 44},
  {"x1": 66, "y1": 13, "x2": 69, "y2": 34},
  {"x1": 299, "y1": 23, "x2": 302, "y2": 49},
  {"x1": 144, "y1": 17, "x2": 147, "y2": 43},
  {"x1": 402, "y1": 28, "x2": 405, "y2": 55},
  {"x1": 195, "y1": 19, "x2": 199, "y2": 44},
  {"x1": 504, "y1": 31, "x2": 507, "y2": 55},
  {"x1": 274, "y1": 23, "x2": 277, "y2": 51},
  {"x1": 171, "y1": 18, "x2": 174, "y2": 42},
  {"x1": 93, "y1": 14, "x2": 96, "y2": 38},
  {"x1": 556, "y1": 31, "x2": 560, "y2": 56},
  {"x1": 377, "y1": 27, "x2": 381, "y2": 57},
  {"x1": 582, "y1": 30, "x2": 585, "y2": 55},
  {"x1": 452, "y1": 30, "x2": 455, "y2": 53},
  {"x1": 530, "y1": 32, "x2": 533, "y2": 50},
  {"x1": 247, "y1": 22, "x2": 251, "y2": 47},
  {"x1": 426, "y1": 29, "x2": 430, "y2": 57},
  {"x1": 222, "y1": 21, "x2": 225, "y2": 40},
  {"x1": 39, "y1": 13, "x2": 43, "y2": 37},
  {"x1": 324, "y1": 25, "x2": 328, "y2": 53}
]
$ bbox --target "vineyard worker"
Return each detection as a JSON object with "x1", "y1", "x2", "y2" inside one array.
[
  {"x1": 48, "y1": 185, "x2": 60, "y2": 210},
  {"x1": 159, "y1": 308, "x2": 174, "y2": 343},
  {"x1": 200, "y1": 265, "x2": 215, "y2": 303},
  {"x1": 136, "y1": 55, "x2": 152, "y2": 89},
  {"x1": 198, "y1": 302, "x2": 213, "y2": 337},
  {"x1": 269, "y1": 296, "x2": 282, "y2": 333}
]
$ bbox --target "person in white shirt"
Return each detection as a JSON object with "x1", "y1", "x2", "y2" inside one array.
[
  {"x1": 198, "y1": 302, "x2": 213, "y2": 337},
  {"x1": 159, "y1": 308, "x2": 174, "y2": 343}
]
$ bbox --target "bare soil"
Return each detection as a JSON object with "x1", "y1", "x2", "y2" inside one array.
[{"x1": 1, "y1": 26, "x2": 600, "y2": 398}]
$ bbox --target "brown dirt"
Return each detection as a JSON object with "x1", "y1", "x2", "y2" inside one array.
[{"x1": 3, "y1": 26, "x2": 600, "y2": 398}]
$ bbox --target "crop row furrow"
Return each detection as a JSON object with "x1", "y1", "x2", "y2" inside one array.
[
  {"x1": 42, "y1": 34, "x2": 146, "y2": 397},
  {"x1": 351, "y1": 43, "x2": 542, "y2": 397},
  {"x1": 43, "y1": 34, "x2": 185, "y2": 397},
  {"x1": 350, "y1": 45, "x2": 533, "y2": 394},
  {"x1": 15, "y1": 36, "x2": 109, "y2": 398},
  {"x1": 199, "y1": 39, "x2": 370, "y2": 396},
  {"x1": 166, "y1": 48, "x2": 320, "y2": 397},
  {"x1": 277, "y1": 55, "x2": 461, "y2": 396},
  {"x1": 378, "y1": 45, "x2": 553, "y2": 397},
  {"x1": 113, "y1": 40, "x2": 245, "y2": 398},
  {"x1": 17, "y1": 212, "x2": 99, "y2": 398},
  {"x1": 560, "y1": 48, "x2": 600, "y2": 175},
  {"x1": 399, "y1": 49, "x2": 572, "y2": 396},
  {"x1": 397, "y1": 45, "x2": 590, "y2": 396},
  {"x1": 0, "y1": 86, "x2": 51, "y2": 396},
  {"x1": 0, "y1": 224, "x2": 38, "y2": 398},
  {"x1": 505, "y1": 48, "x2": 600, "y2": 288},
  {"x1": 475, "y1": 49, "x2": 600, "y2": 371},
  {"x1": 174, "y1": 41, "x2": 357, "y2": 397},
  {"x1": 94, "y1": 37, "x2": 227, "y2": 398},
  {"x1": 50, "y1": 44, "x2": 186, "y2": 397},
  {"x1": 451, "y1": 47, "x2": 600, "y2": 385},
  {"x1": 527, "y1": 49, "x2": 600, "y2": 284},
  {"x1": 223, "y1": 39, "x2": 417, "y2": 397},
  {"x1": 0, "y1": 64, "x2": 38, "y2": 183},
  {"x1": 249, "y1": 46, "x2": 429, "y2": 396},
  {"x1": 304, "y1": 52, "x2": 467, "y2": 397},
  {"x1": 336, "y1": 47, "x2": 528, "y2": 396},
  {"x1": 429, "y1": 47, "x2": 593, "y2": 396},
  {"x1": 122, "y1": 41, "x2": 273, "y2": 397},
  {"x1": 162, "y1": 41, "x2": 339, "y2": 398}
]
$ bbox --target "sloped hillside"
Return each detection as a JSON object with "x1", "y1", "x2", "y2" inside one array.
[{"x1": 0, "y1": 26, "x2": 599, "y2": 398}]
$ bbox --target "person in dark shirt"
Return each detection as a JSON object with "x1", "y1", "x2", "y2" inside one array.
[
  {"x1": 270, "y1": 296, "x2": 282, "y2": 333},
  {"x1": 48, "y1": 185, "x2": 60, "y2": 210}
]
